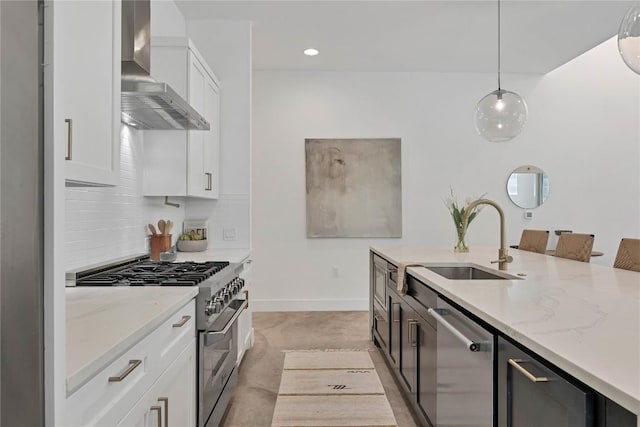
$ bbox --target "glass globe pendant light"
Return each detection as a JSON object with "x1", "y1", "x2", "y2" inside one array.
[
  {"x1": 618, "y1": 2, "x2": 640, "y2": 75},
  {"x1": 474, "y1": 0, "x2": 528, "y2": 142}
]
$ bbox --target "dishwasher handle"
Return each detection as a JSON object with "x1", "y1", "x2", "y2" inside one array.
[{"x1": 427, "y1": 307, "x2": 480, "y2": 352}]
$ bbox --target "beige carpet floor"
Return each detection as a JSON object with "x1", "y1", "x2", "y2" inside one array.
[{"x1": 220, "y1": 311, "x2": 419, "y2": 427}]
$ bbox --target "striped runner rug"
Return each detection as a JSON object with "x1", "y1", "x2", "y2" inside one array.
[{"x1": 271, "y1": 350, "x2": 397, "y2": 427}]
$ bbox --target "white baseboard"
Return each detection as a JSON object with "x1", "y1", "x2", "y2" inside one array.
[{"x1": 251, "y1": 298, "x2": 369, "y2": 312}]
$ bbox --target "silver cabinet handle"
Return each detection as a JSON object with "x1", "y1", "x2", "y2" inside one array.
[
  {"x1": 172, "y1": 315, "x2": 191, "y2": 328},
  {"x1": 408, "y1": 320, "x2": 419, "y2": 347},
  {"x1": 205, "y1": 172, "x2": 212, "y2": 191},
  {"x1": 243, "y1": 289, "x2": 249, "y2": 309},
  {"x1": 158, "y1": 397, "x2": 168, "y2": 427},
  {"x1": 64, "y1": 118, "x2": 72, "y2": 160},
  {"x1": 108, "y1": 359, "x2": 141, "y2": 382},
  {"x1": 150, "y1": 405, "x2": 162, "y2": 426},
  {"x1": 427, "y1": 308, "x2": 480, "y2": 352},
  {"x1": 508, "y1": 359, "x2": 549, "y2": 383}
]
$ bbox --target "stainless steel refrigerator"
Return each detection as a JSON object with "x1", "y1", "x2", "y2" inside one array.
[{"x1": 0, "y1": 1, "x2": 44, "y2": 425}]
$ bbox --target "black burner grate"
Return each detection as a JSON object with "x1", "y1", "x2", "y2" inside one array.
[{"x1": 76, "y1": 261, "x2": 230, "y2": 286}]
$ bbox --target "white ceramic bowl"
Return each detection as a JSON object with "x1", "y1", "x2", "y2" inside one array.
[{"x1": 177, "y1": 239, "x2": 207, "y2": 252}]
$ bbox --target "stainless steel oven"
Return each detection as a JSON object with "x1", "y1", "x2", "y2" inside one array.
[{"x1": 199, "y1": 297, "x2": 248, "y2": 427}]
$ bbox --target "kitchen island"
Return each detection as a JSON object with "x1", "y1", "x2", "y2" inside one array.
[{"x1": 371, "y1": 245, "x2": 639, "y2": 426}]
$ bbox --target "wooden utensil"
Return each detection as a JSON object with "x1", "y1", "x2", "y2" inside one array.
[
  {"x1": 165, "y1": 220, "x2": 173, "y2": 234},
  {"x1": 158, "y1": 219, "x2": 166, "y2": 234},
  {"x1": 148, "y1": 223, "x2": 158, "y2": 235}
]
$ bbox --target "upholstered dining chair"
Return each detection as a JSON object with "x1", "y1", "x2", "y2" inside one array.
[
  {"x1": 613, "y1": 238, "x2": 640, "y2": 272},
  {"x1": 518, "y1": 229, "x2": 550, "y2": 254},
  {"x1": 554, "y1": 233, "x2": 595, "y2": 263}
]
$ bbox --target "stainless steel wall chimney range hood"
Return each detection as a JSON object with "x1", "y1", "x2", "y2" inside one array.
[{"x1": 120, "y1": 0, "x2": 210, "y2": 130}]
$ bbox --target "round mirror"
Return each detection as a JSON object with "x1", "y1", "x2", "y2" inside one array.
[{"x1": 506, "y1": 165, "x2": 550, "y2": 209}]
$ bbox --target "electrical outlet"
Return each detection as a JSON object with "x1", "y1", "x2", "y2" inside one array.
[
  {"x1": 144, "y1": 236, "x2": 151, "y2": 251},
  {"x1": 223, "y1": 228, "x2": 237, "y2": 241}
]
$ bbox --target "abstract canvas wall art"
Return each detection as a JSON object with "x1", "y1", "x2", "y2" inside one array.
[{"x1": 305, "y1": 138, "x2": 402, "y2": 238}]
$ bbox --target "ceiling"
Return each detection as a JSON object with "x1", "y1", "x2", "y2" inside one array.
[{"x1": 175, "y1": 1, "x2": 632, "y2": 74}]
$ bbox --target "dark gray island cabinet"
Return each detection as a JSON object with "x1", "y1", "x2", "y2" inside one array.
[{"x1": 369, "y1": 248, "x2": 638, "y2": 427}]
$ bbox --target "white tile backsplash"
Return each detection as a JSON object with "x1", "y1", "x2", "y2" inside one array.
[
  {"x1": 186, "y1": 194, "x2": 250, "y2": 249},
  {"x1": 65, "y1": 126, "x2": 250, "y2": 270},
  {"x1": 64, "y1": 126, "x2": 186, "y2": 270}
]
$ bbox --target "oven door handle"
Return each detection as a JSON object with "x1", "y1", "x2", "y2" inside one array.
[{"x1": 205, "y1": 298, "x2": 248, "y2": 339}]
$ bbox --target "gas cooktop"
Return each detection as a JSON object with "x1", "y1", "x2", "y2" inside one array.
[{"x1": 75, "y1": 260, "x2": 230, "y2": 287}]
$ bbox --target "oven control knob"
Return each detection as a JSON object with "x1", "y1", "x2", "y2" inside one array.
[
  {"x1": 220, "y1": 290, "x2": 231, "y2": 303},
  {"x1": 230, "y1": 284, "x2": 239, "y2": 295},
  {"x1": 238, "y1": 278, "x2": 245, "y2": 289},
  {"x1": 205, "y1": 298, "x2": 223, "y2": 316},
  {"x1": 204, "y1": 300, "x2": 215, "y2": 316}
]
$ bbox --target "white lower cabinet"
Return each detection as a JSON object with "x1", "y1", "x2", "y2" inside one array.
[
  {"x1": 117, "y1": 339, "x2": 196, "y2": 427},
  {"x1": 65, "y1": 300, "x2": 196, "y2": 427}
]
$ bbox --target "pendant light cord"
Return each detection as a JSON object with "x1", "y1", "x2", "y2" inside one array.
[{"x1": 497, "y1": 0, "x2": 501, "y2": 90}]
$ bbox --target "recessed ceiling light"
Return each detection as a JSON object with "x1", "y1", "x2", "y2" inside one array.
[{"x1": 303, "y1": 48, "x2": 319, "y2": 56}]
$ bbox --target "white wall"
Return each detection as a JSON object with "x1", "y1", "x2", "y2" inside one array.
[
  {"x1": 252, "y1": 37, "x2": 640, "y2": 311},
  {"x1": 151, "y1": 0, "x2": 187, "y2": 37},
  {"x1": 185, "y1": 21, "x2": 252, "y2": 249}
]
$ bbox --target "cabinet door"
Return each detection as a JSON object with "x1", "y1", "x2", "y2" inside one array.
[
  {"x1": 118, "y1": 339, "x2": 196, "y2": 427},
  {"x1": 202, "y1": 77, "x2": 220, "y2": 199},
  {"x1": 156, "y1": 341, "x2": 196, "y2": 427},
  {"x1": 372, "y1": 300, "x2": 389, "y2": 351},
  {"x1": 388, "y1": 293, "x2": 400, "y2": 367},
  {"x1": 187, "y1": 52, "x2": 220, "y2": 200},
  {"x1": 399, "y1": 300, "x2": 416, "y2": 395},
  {"x1": 55, "y1": 0, "x2": 120, "y2": 186},
  {"x1": 237, "y1": 258, "x2": 253, "y2": 364},
  {"x1": 605, "y1": 399, "x2": 637, "y2": 427},
  {"x1": 498, "y1": 336, "x2": 594, "y2": 427},
  {"x1": 187, "y1": 52, "x2": 207, "y2": 198},
  {"x1": 416, "y1": 316, "x2": 437, "y2": 427}
]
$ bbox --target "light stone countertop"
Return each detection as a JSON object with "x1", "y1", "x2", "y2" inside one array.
[
  {"x1": 66, "y1": 287, "x2": 198, "y2": 395},
  {"x1": 371, "y1": 245, "x2": 640, "y2": 417}
]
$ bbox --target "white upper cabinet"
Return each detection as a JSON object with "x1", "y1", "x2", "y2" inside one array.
[
  {"x1": 143, "y1": 38, "x2": 220, "y2": 199},
  {"x1": 54, "y1": 0, "x2": 121, "y2": 187}
]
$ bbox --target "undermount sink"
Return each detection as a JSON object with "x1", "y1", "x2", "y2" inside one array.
[{"x1": 424, "y1": 265, "x2": 520, "y2": 280}]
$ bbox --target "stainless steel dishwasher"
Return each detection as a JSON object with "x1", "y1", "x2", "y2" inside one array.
[{"x1": 428, "y1": 297, "x2": 494, "y2": 427}]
